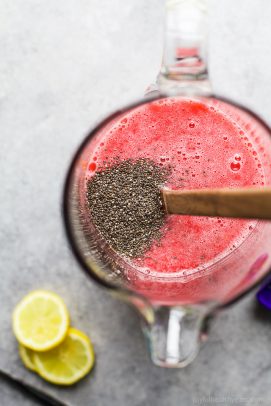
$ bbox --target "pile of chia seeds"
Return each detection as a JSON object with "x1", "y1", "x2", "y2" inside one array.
[{"x1": 86, "y1": 159, "x2": 169, "y2": 258}]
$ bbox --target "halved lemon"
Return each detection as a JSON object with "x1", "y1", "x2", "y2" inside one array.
[
  {"x1": 13, "y1": 290, "x2": 69, "y2": 351},
  {"x1": 19, "y1": 345, "x2": 36, "y2": 372},
  {"x1": 33, "y1": 328, "x2": 95, "y2": 385}
]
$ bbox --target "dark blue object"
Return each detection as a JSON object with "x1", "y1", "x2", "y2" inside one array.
[{"x1": 257, "y1": 277, "x2": 271, "y2": 310}]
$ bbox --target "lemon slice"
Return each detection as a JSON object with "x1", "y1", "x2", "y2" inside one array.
[
  {"x1": 33, "y1": 328, "x2": 95, "y2": 385},
  {"x1": 19, "y1": 345, "x2": 37, "y2": 372},
  {"x1": 13, "y1": 290, "x2": 69, "y2": 351}
]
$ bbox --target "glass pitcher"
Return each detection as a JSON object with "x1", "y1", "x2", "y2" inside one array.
[{"x1": 63, "y1": 0, "x2": 271, "y2": 367}]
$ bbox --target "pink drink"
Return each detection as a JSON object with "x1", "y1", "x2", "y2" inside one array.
[{"x1": 85, "y1": 97, "x2": 271, "y2": 304}]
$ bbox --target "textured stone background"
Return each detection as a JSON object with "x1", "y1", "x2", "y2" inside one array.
[{"x1": 1, "y1": 0, "x2": 271, "y2": 405}]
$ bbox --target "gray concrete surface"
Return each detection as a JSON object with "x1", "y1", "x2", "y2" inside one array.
[
  {"x1": 1, "y1": 0, "x2": 271, "y2": 405},
  {"x1": 0, "y1": 379, "x2": 41, "y2": 406}
]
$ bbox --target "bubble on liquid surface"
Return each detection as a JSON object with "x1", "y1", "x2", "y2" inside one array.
[
  {"x1": 234, "y1": 154, "x2": 242, "y2": 162},
  {"x1": 230, "y1": 161, "x2": 241, "y2": 172},
  {"x1": 88, "y1": 162, "x2": 97, "y2": 171},
  {"x1": 189, "y1": 122, "x2": 195, "y2": 128}
]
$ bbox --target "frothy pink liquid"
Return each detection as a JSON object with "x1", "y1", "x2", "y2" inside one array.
[{"x1": 86, "y1": 97, "x2": 271, "y2": 304}]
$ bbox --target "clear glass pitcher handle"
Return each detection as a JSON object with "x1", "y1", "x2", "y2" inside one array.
[
  {"x1": 113, "y1": 290, "x2": 213, "y2": 367},
  {"x1": 156, "y1": 0, "x2": 211, "y2": 96},
  {"x1": 141, "y1": 304, "x2": 211, "y2": 367}
]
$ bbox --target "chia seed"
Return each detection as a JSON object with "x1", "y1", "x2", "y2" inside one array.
[{"x1": 86, "y1": 159, "x2": 168, "y2": 258}]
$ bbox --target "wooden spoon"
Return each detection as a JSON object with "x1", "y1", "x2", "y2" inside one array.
[{"x1": 162, "y1": 187, "x2": 271, "y2": 220}]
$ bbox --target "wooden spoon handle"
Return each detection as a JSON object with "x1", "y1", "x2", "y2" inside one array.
[{"x1": 162, "y1": 187, "x2": 271, "y2": 220}]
